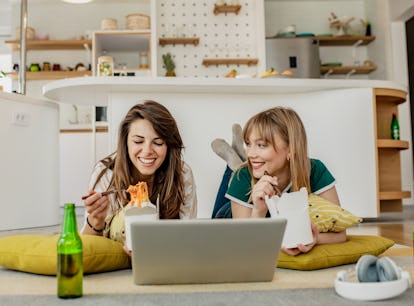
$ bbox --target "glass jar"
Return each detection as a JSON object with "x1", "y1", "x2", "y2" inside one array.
[
  {"x1": 139, "y1": 51, "x2": 149, "y2": 69},
  {"x1": 29, "y1": 63, "x2": 40, "y2": 72},
  {"x1": 97, "y1": 55, "x2": 114, "y2": 76},
  {"x1": 43, "y1": 62, "x2": 51, "y2": 71}
]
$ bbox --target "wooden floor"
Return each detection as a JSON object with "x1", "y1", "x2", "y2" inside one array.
[
  {"x1": 348, "y1": 205, "x2": 414, "y2": 246},
  {"x1": 1, "y1": 206, "x2": 414, "y2": 247}
]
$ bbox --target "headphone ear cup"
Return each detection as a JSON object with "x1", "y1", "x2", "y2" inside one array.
[
  {"x1": 376, "y1": 257, "x2": 400, "y2": 282},
  {"x1": 356, "y1": 255, "x2": 379, "y2": 282}
]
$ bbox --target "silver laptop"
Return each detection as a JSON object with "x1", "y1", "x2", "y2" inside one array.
[{"x1": 130, "y1": 218, "x2": 287, "y2": 285}]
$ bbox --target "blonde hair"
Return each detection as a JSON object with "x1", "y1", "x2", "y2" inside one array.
[{"x1": 243, "y1": 106, "x2": 311, "y2": 193}]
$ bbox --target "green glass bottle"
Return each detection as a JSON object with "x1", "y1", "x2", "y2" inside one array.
[
  {"x1": 391, "y1": 112, "x2": 400, "y2": 140},
  {"x1": 57, "y1": 203, "x2": 83, "y2": 299}
]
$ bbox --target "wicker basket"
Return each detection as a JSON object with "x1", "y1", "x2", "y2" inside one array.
[
  {"x1": 15, "y1": 27, "x2": 36, "y2": 40},
  {"x1": 126, "y1": 14, "x2": 150, "y2": 30},
  {"x1": 101, "y1": 18, "x2": 118, "y2": 30}
]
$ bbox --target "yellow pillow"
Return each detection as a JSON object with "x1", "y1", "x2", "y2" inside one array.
[
  {"x1": 277, "y1": 235, "x2": 394, "y2": 270},
  {"x1": 0, "y1": 234, "x2": 131, "y2": 275},
  {"x1": 308, "y1": 194, "x2": 362, "y2": 232}
]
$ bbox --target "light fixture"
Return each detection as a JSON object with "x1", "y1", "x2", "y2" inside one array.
[{"x1": 61, "y1": 0, "x2": 94, "y2": 4}]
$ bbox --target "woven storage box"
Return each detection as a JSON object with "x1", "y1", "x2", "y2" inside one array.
[
  {"x1": 15, "y1": 27, "x2": 36, "y2": 40},
  {"x1": 126, "y1": 14, "x2": 150, "y2": 30},
  {"x1": 101, "y1": 18, "x2": 118, "y2": 30}
]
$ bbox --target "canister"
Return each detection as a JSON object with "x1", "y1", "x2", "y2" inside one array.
[
  {"x1": 139, "y1": 52, "x2": 149, "y2": 69},
  {"x1": 97, "y1": 55, "x2": 114, "y2": 76}
]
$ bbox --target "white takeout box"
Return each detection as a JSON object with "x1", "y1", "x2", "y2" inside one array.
[
  {"x1": 265, "y1": 187, "x2": 313, "y2": 248},
  {"x1": 125, "y1": 203, "x2": 158, "y2": 251}
]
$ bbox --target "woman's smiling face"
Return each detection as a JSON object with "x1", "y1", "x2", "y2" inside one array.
[
  {"x1": 245, "y1": 127, "x2": 290, "y2": 179},
  {"x1": 127, "y1": 118, "x2": 168, "y2": 178}
]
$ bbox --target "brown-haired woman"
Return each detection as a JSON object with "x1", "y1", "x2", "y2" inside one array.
[{"x1": 81, "y1": 100, "x2": 197, "y2": 247}]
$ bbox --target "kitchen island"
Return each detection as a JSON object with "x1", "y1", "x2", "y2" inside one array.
[{"x1": 43, "y1": 77, "x2": 411, "y2": 218}]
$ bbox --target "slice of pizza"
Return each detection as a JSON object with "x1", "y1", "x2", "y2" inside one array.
[{"x1": 127, "y1": 182, "x2": 149, "y2": 207}]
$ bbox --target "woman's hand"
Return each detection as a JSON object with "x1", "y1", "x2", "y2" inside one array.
[
  {"x1": 251, "y1": 174, "x2": 279, "y2": 217},
  {"x1": 123, "y1": 243, "x2": 132, "y2": 257},
  {"x1": 83, "y1": 190, "x2": 109, "y2": 234},
  {"x1": 281, "y1": 224, "x2": 319, "y2": 256}
]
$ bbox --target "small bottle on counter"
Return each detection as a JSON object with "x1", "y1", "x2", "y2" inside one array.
[
  {"x1": 57, "y1": 203, "x2": 83, "y2": 299},
  {"x1": 391, "y1": 112, "x2": 400, "y2": 140}
]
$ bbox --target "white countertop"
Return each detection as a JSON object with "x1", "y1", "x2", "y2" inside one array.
[
  {"x1": 0, "y1": 91, "x2": 58, "y2": 109},
  {"x1": 42, "y1": 76, "x2": 407, "y2": 105}
]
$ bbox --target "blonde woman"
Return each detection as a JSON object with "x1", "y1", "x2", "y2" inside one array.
[{"x1": 224, "y1": 107, "x2": 346, "y2": 255}]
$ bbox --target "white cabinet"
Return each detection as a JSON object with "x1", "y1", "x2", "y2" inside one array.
[
  {"x1": 0, "y1": 92, "x2": 59, "y2": 230},
  {"x1": 59, "y1": 130, "x2": 109, "y2": 207}
]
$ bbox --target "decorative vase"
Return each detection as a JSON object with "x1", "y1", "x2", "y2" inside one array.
[{"x1": 165, "y1": 70, "x2": 176, "y2": 77}]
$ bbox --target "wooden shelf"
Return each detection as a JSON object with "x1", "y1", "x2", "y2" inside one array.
[
  {"x1": 379, "y1": 191, "x2": 411, "y2": 200},
  {"x1": 377, "y1": 139, "x2": 409, "y2": 149},
  {"x1": 159, "y1": 37, "x2": 200, "y2": 46},
  {"x1": 214, "y1": 4, "x2": 242, "y2": 15},
  {"x1": 320, "y1": 65, "x2": 377, "y2": 75},
  {"x1": 202, "y1": 58, "x2": 258, "y2": 67},
  {"x1": 60, "y1": 126, "x2": 108, "y2": 133},
  {"x1": 5, "y1": 39, "x2": 92, "y2": 51},
  {"x1": 374, "y1": 88, "x2": 407, "y2": 105},
  {"x1": 317, "y1": 35, "x2": 375, "y2": 46},
  {"x1": 6, "y1": 70, "x2": 92, "y2": 80}
]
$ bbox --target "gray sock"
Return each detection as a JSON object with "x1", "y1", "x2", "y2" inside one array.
[
  {"x1": 211, "y1": 138, "x2": 243, "y2": 171},
  {"x1": 232, "y1": 123, "x2": 247, "y2": 161}
]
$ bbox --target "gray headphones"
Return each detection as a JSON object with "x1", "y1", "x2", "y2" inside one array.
[
  {"x1": 335, "y1": 255, "x2": 411, "y2": 301},
  {"x1": 356, "y1": 254, "x2": 400, "y2": 282}
]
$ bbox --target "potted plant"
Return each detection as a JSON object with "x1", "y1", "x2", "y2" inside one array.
[{"x1": 162, "y1": 53, "x2": 176, "y2": 77}]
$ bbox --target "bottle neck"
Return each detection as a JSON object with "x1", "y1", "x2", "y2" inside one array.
[{"x1": 62, "y1": 203, "x2": 78, "y2": 235}]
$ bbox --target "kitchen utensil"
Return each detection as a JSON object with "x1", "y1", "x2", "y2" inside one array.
[{"x1": 81, "y1": 189, "x2": 127, "y2": 200}]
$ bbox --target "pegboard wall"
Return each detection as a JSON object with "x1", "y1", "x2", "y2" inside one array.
[{"x1": 156, "y1": 0, "x2": 261, "y2": 78}]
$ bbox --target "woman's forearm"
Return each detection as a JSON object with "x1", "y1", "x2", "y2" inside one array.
[{"x1": 317, "y1": 230, "x2": 347, "y2": 245}]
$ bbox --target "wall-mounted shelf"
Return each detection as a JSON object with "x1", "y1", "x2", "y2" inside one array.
[
  {"x1": 320, "y1": 65, "x2": 377, "y2": 75},
  {"x1": 214, "y1": 4, "x2": 242, "y2": 15},
  {"x1": 202, "y1": 58, "x2": 258, "y2": 67},
  {"x1": 4, "y1": 39, "x2": 92, "y2": 51},
  {"x1": 159, "y1": 37, "x2": 200, "y2": 46},
  {"x1": 7, "y1": 70, "x2": 92, "y2": 80},
  {"x1": 317, "y1": 35, "x2": 375, "y2": 46},
  {"x1": 379, "y1": 191, "x2": 411, "y2": 201},
  {"x1": 377, "y1": 139, "x2": 409, "y2": 149}
]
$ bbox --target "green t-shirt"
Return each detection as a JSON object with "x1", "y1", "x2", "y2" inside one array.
[{"x1": 225, "y1": 158, "x2": 335, "y2": 208}]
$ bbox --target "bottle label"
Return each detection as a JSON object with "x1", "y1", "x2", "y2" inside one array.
[{"x1": 391, "y1": 128, "x2": 400, "y2": 140}]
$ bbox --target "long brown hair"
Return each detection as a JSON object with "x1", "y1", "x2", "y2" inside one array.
[
  {"x1": 93, "y1": 100, "x2": 185, "y2": 219},
  {"x1": 243, "y1": 106, "x2": 311, "y2": 193}
]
